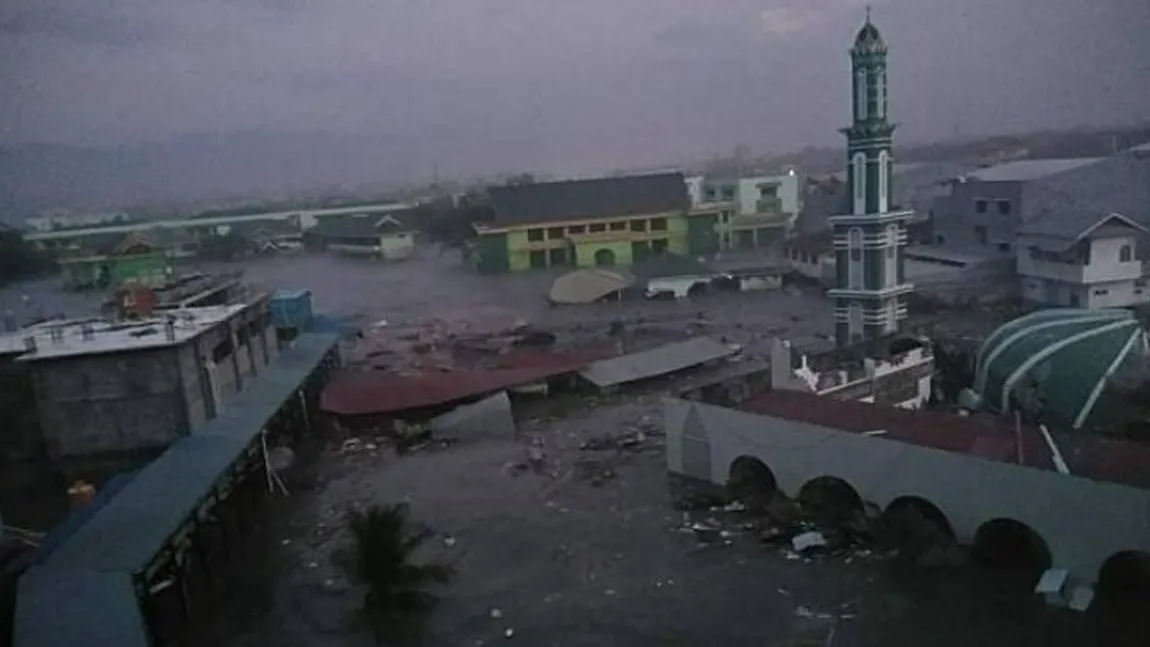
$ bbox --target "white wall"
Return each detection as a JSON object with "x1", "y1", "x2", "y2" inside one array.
[
  {"x1": 665, "y1": 398, "x2": 1150, "y2": 584},
  {"x1": 1018, "y1": 232, "x2": 1148, "y2": 308}
]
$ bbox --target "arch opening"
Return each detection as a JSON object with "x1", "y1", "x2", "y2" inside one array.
[
  {"x1": 726, "y1": 456, "x2": 777, "y2": 511},
  {"x1": 593, "y1": 248, "x2": 616, "y2": 267},
  {"x1": 1097, "y1": 551, "x2": 1150, "y2": 600},
  {"x1": 880, "y1": 496, "x2": 956, "y2": 558},
  {"x1": 798, "y1": 476, "x2": 863, "y2": 525},
  {"x1": 971, "y1": 518, "x2": 1052, "y2": 583}
]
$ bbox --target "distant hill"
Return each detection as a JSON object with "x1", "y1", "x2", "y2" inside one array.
[{"x1": 4, "y1": 123, "x2": 1149, "y2": 222}]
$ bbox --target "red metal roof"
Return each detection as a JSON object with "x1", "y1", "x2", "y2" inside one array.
[
  {"x1": 739, "y1": 389, "x2": 1150, "y2": 490},
  {"x1": 321, "y1": 350, "x2": 609, "y2": 416}
]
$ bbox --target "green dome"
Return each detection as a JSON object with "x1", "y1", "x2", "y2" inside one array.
[{"x1": 973, "y1": 308, "x2": 1148, "y2": 431}]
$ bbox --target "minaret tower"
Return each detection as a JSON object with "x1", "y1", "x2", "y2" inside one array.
[{"x1": 827, "y1": 9, "x2": 915, "y2": 347}]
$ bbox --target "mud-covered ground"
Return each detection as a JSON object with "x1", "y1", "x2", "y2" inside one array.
[
  {"x1": 206, "y1": 250, "x2": 1095, "y2": 646},
  {"x1": 4, "y1": 249, "x2": 1107, "y2": 645}
]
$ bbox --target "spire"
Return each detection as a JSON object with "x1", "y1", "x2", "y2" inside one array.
[
  {"x1": 853, "y1": 9, "x2": 887, "y2": 55},
  {"x1": 865, "y1": 5, "x2": 871, "y2": 23}
]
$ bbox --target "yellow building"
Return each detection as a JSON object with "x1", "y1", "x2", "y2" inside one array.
[{"x1": 467, "y1": 172, "x2": 722, "y2": 274}]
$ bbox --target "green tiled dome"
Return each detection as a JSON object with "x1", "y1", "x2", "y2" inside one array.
[{"x1": 973, "y1": 308, "x2": 1148, "y2": 431}]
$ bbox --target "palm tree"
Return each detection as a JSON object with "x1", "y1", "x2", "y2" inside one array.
[{"x1": 337, "y1": 503, "x2": 454, "y2": 644}]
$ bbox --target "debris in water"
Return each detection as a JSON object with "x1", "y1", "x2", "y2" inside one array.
[
  {"x1": 443, "y1": 536, "x2": 457, "y2": 548},
  {"x1": 792, "y1": 531, "x2": 828, "y2": 554},
  {"x1": 503, "y1": 628, "x2": 515, "y2": 639},
  {"x1": 490, "y1": 609, "x2": 503, "y2": 619}
]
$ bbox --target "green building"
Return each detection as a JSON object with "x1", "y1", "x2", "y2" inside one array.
[
  {"x1": 57, "y1": 231, "x2": 172, "y2": 291},
  {"x1": 467, "y1": 173, "x2": 723, "y2": 274}
]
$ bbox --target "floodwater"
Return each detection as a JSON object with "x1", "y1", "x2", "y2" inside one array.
[{"x1": 1, "y1": 249, "x2": 1118, "y2": 646}]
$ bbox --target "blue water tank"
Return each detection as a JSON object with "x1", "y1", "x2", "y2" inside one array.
[{"x1": 269, "y1": 289, "x2": 314, "y2": 330}]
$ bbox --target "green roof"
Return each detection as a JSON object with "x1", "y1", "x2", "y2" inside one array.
[{"x1": 973, "y1": 308, "x2": 1147, "y2": 431}]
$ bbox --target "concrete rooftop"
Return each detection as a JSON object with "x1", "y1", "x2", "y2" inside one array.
[{"x1": 0, "y1": 304, "x2": 248, "y2": 361}]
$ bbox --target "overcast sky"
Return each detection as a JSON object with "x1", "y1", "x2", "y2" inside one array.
[{"x1": 1, "y1": 0, "x2": 1148, "y2": 171}]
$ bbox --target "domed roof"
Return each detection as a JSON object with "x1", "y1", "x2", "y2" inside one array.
[
  {"x1": 853, "y1": 19, "x2": 887, "y2": 54},
  {"x1": 973, "y1": 308, "x2": 1148, "y2": 431}
]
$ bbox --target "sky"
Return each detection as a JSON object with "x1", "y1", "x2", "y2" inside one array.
[{"x1": 1, "y1": 0, "x2": 1148, "y2": 176}]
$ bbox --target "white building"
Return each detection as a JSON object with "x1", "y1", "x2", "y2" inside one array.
[{"x1": 1017, "y1": 212, "x2": 1149, "y2": 309}]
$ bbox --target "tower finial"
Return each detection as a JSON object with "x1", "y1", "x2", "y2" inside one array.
[{"x1": 865, "y1": 5, "x2": 872, "y2": 23}]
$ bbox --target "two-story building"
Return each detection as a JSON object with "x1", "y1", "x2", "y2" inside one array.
[
  {"x1": 468, "y1": 173, "x2": 718, "y2": 273},
  {"x1": 303, "y1": 211, "x2": 415, "y2": 260},
  {"x1": 1017, "y1": 212, "x2": 1149, "y2": 308},
  {"x1": 929, "y1": 157, "x2": 1104, "y2": 251},
  {"x1": 685, "y1": 172, "x2": 800, "y2": 251}
]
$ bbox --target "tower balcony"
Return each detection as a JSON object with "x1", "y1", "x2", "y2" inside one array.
[{"x1": 826, "y1": 282, "x2": 915, "y2": 300}]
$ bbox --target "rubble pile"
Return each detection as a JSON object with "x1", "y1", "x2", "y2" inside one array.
[{"x1": 674, "y1": 490, "x2": 967, "y2": 568}]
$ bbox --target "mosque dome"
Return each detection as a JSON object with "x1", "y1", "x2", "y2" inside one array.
[{"x1": 972, "y1": 308, "x2": 1149, "y2": 431}]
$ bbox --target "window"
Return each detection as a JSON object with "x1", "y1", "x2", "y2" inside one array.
[
  {"x1": 529, "y1": 250, "x2": 547, "y2": 268},
  {"x1": 631, "y1": 241, "x2": 651, "y2": 261},
  {"x1": 875, "y1": 71, "x2": 886, "y2": 119},
  {"x1": 548, "y1": 247, "x2": 567, "y2": 266},
  {"x1": 759, "y1": 185, "x2": 778, "y2": 198},
  {"x1": 569, "y1": 225, "x2": 586, "y2": 234},
  {"x1": 855, "y1": 69, "x2": 868, "y2": 120},
  {"x1": 609, "y1": 221, "x2": 626, "y2": 231},
  {"x1": 997, "y1": 242, "x2": 1011, "y2": 252},
  {"x1": 589, "y1": 223, "x2": 606, "y2": 233},
  {"x1": 629, "y1": 220, "x2": 646, "y2": 232},
  {"x1": 212, "y1": 338, "x2": 234, "y2": 363},
  {"x1": 935, "y1": 235, "x2": 946, "y2": 245},
  {"x1": 527, "y1": 229, "x2": 544, "y2": 242},
  {"x1": 652, "y1": 238, "x2": 669, "y2": 255},
  {"x1": 877, "y1": 150, "x2": 889, "y2": 213},
  {"x1": 547, "y1": 227, "x2": 565, "y2": 239},
  {"x1": 721, "y1": 187, "x2": 735, "y2": 201},
  {"x1": 852, "y1": 153, "x2": 866, "y2": 215},
  {"x1": 848, "y1": 227, "x2": 864, "y2": 290},
  {"x1": 848, "y1": 301, "x2": 863, "y2": 342},
  {"x1": 885, "y1": 225, "x2": 899, "y2": 286},
  {"x1": 974, "y1": 226, "x2": 989, "y2": 246},
  {"x1": 997, "y1": 200, "x2": 1012, "y2": 215},
  {"x1": 974, "y1": 200, "x2": 988, "y2": 214},
  {"x1": 1094, "y1": 289, "x2": 1109, "y2": 296},
  {"x1": 650, "y1": 218, "x2": 668, "y2": 231},
  {"x1": 704, "y1": 188, "x2": 716, "y2": 201},
  {"x1": 1120, "y1": 245, "x2": 1133, "y2": 262}
]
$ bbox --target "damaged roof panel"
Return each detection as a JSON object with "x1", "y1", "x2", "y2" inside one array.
[{"x1": 579, "y1": 337, "x2": 738, "y2": 389}]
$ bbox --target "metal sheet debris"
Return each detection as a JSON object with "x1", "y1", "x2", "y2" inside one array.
[
  {"x1": 429, "y1": 391, "x2": 515, "y2": 440},
  {"x1": 578, "y1": 337, "x2": 739, "y2": 389}
]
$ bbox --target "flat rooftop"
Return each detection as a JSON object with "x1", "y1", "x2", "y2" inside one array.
[
  {"x1": 964, "y1": 157, "x2": 1102, "y2": 183},
  {"x1": 740, "y1": 389, "x2": 1150, "y2": 490},
  {"x1": 0, "y1": 303, "x2": 249, "y2": 362}
]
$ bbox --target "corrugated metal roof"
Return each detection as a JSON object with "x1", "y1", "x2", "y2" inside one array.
[
  {"x1": 487, "y1": 173, "x2": 689, "y2": 226},
  {"x1": 739, "y1": 389, "x2": 1150, "y2": 490},
  {"x1": 966, "y1": 157, "x2": 1102, "y2": 182},
  {"x1": 578, "y1": 337, "x2": 737, "y2": 388},
  {"x1": 14, "y1": 570, "x2": 149, "y2": 647},
  {"x1": 322, "y1": 351, "x2": 609, "y2": 416}
]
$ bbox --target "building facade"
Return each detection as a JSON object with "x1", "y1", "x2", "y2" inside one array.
[
  {"x1": 930, "y1": 157, "x2": 1103, "y2": 251},
  {"x1": 304, "y1": 212, "x2": 415, "y2": 260},
  {"x1": 825, "y1": 17, "x2": 914, "y2": 347},
  {"x1": 0, "y1": 298, "x2": 280, "y2": 462},
  {"x1": 686, "y1": 172, "x2": 800, "y2": 250},
  {"x1": 1017, "y1": 212, "x2": 1150, "y2": 308},
  {"x1": 468, "y1": 173, "x2": 720, "y2": 273}
]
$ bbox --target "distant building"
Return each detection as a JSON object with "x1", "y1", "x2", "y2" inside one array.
[
  {"x1": 1017, "y1": 212, "x2": 1149, "y2": 308},
  {"x1": 930, "y1": 157, "x2": 1105, "y2": 251},
  {"x1": 24, "y1": 211, "x2": 131, "y2": 233},
  {"x1": 467, "y1": 173, "x2": 713, "y2": 274},
  {"x1": 825, "y1": 15, "x2": 915, "y2": 347},
  {"x1": 56, "y1": 231, "x2": 173, "y2": 291},
  {"x1": 685, "y1": 172, "x2": 800, "y2": 250},
  {"x1": 0, "y1": 297, "x2": 278, "y2": 465},
  {"x1": 304, "y1": 211, "x2": 416, "y2": 260}
]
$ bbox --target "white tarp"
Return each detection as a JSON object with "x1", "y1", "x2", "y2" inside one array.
[
  {"x1": 579, "y1": 337, "x2": 738, "y2": 389},
  {"x1": 549, "y1": 269, "x2": 634, "y2": 305},
  {"x1": 429, "y1": 391, "x2": 515, "y2": 439}
]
